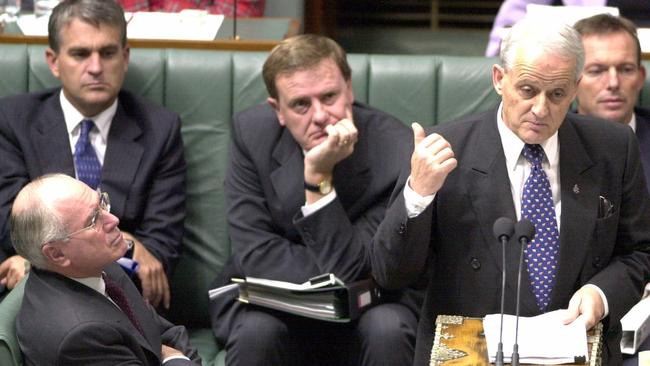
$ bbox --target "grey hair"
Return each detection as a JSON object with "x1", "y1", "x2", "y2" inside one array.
[
  {"x1": 48, "y1": 0, "x2": 127, "y2": 52},
  {"x1": 10, "y1": 176, "x2": 67, "y2": 269},
  {"x1": 500, "y1": 18, "x2": 584, "y2": 83}
]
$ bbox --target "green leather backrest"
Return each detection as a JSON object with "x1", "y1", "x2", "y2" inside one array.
[
  {"x1": 368, "y1": 55, "x2": 439, "y2": 126},
  {"x1": 2, "y1": 45, "x2": 650, "y2": 333},
  {"x1": 437, "y1": 55, "x2": 499, "y2": 124},
  {"x1": 0, "y1": 278, "x2": 26, "y2": 366}
]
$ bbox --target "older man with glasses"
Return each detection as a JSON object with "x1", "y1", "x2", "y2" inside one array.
[{"x1": 11, "y1": 174, "x2": 200, "y2": 366}]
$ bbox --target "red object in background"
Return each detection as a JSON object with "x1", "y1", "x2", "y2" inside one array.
[{"x1": 118, "y1": 0, "x2": 266, "y2": 17}]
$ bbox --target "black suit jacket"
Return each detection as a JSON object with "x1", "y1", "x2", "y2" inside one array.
[
  {"x1": 0, "y1": 88, "x2": 186, "y2": 274},
  {"x1": 17, "y1": 263, "x2": 200, "y2": 365},
  {"x1": 635, "y1": 106, "x2": 650, "y2": 194},
  {"x1": 210, "y1": 102, "x2": 420, "y2": 343},
  {"x1": 371, "y1": 107, "x2": 650, "y2": 365}
]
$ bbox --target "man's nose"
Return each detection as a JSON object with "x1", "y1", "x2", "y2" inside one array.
[
  {"x1": 86, "y1": 53, "x2": 103, "y2": 75},
  {"x1": 311, "y1": 100, "x2": 329, "y2": 125},
  {"x1": 606, "y1": 66, "x2": 619, "y2": 90},
  {"x1": 531, "y1": 94, "x2": 549, "y2": 119},
  {"x1": 101, "y1": 211, "x2": 120, "y2": 231}
]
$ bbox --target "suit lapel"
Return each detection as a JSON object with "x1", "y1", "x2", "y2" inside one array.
[
  {"x1": 31, "y1": 93, "x2": 75, "y2": 177},
  {"x1": 104, "y1": 266, "x2": 161, "y2": 358},
  {"x1": 332, "y1": 112, "x2": 370, "y2": 215},
  {"x1": 634, "y1": 109, "x2": 650, "y2": 190},
  {"x1": 463, "y1": 112, "x2": 538, "y2": 313},
  {"x1": 270, "y1": 128, "x2": 305, "y2": 220},
  {"x1": 551, "y1": 118, "x2": 597, "y2": 309},
  {"x1": 101, "y1": 102, "x2": 144, "y2": 217},
  {"x1": 35, "y1": 267, "x2": 159, "y2": 360}
]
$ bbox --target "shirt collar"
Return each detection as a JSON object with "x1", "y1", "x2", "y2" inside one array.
[
  {"x1": 60, "y1": 90, "x2": 117, "y2": 142},
  {"x1": 69, "y1": 275, "x2": 106, "y2": 296},
  {"x1": 629, "y1": 113, "x2": 637, "y2": 132},
  {"x1": 496, "y1": 101, "x2": 559, "y2": 171}
]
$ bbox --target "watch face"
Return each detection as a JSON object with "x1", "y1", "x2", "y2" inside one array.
[{"x1": 319, "y1": 180, "x2": 332, "y2": 194}]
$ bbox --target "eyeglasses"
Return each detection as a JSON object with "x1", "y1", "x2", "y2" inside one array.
[{"x1": 58, "y1": 188, "x2": 111, "y2": 243}]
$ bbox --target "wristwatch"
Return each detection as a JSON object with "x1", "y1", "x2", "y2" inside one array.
[{"x1": 304, "y1": 179, "x2": 332, "y2": 195}]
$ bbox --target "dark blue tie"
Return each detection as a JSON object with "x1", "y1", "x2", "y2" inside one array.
[
  {"x1": 74, "y1": 119, "x2": 101, "y2": 189},
  {"x1": 521, "y1": 144, "x2": 560, "y2": 311}
]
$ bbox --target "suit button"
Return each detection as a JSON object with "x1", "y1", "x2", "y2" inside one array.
[
  {"x1": 593, "y1": 256, "x2": 601, "y2": 269},
  {"x1": 470, "y1": 258, "x2": 481, "y2": 270},
  {"x1": 397, "y1": 223, "x2": 407, "y2": 235}
]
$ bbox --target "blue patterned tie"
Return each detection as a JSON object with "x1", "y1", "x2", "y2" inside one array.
[
  {"x1": 74, "y1": 119, "x2": 102, "y2": 189},
  {"x1": 521, "y1": 144, "x2": 560, "y2": 311}
]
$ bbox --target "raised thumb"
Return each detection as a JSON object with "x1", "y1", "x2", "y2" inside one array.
[{"x1": 412, "y1": 122, "x2": 425, "y2": 146}]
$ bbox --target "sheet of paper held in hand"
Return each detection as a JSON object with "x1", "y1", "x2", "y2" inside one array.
[{"x1": 483, "y1": 310, "x2": 588, "y2": 364}]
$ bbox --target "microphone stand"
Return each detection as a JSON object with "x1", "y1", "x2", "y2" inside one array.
[
  {"x1": 512, "y1": 233, "x2": 526, "y2": 366},
  {"x1": 496, "y1": 231, "x2": 507, "y2": 366},
  {"x1": 492, "y1": 217, "x2": 514, "y2": 366},
  {"x1": 512, "y1": 218, "x2": 534, "y2": 366}
]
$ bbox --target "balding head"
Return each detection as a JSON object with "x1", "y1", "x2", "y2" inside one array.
[{"x1": 11, "y1": 174, "x2": 74, "y2": 270}]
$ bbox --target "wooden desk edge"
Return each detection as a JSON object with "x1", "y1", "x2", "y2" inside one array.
[{"x1": 0, "y1": 34, "x2": 279, "y2": 51}]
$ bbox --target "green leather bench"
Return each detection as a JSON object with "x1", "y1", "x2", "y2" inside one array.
[{"x1": 1, "y1": 44, "x2": 649, "y2": 366}]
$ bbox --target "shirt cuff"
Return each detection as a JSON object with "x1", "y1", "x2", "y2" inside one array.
[
  {"x1": 162, "y1": 355, "x2": 191, "y2": 364},
  {"x1": 403, "y1": 177, "x2": 435, "y2": 218},
  {"x1": 584, "y1": 284, "x2": 609, "y2": 319},
  {"x1": 301, "y1": 189, "x2": 337, "y2": 217}
]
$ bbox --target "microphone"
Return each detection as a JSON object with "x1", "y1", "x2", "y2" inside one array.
[
  {"x1": 492, "y1": 217, "x2": 515, "y2": 366},
  {"x1": 512, "y1": 218, "x2": 535, "y2": 366}
]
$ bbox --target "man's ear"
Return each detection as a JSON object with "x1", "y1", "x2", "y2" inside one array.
[
  {"x1": 122, "y1": 44, "x2": 130, "y2": 73},
  {"x1": 267, "y1": 97, "x2": 286, "y2": 126},
  {"x1": 345, "y1": 78, "x2": 354, "y2": 104},
  {"x1": 636, "y1": 64, "x2": 647, "y2": 92},
  {"x1": 42, "y1": 243, "x2": 69, "y2": 268},
  {"x1": 492, "y1": 64, "x2": 505, "y2": 96},
  {"x1": 45, "y1": 48, "x2": 61, "y2": 79}
]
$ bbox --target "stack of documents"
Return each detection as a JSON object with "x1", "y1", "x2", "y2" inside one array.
[
  {"x1": 483, "y1": 310, "x2": 589, "y2": 364},
  {"x1": 210, "y1": 273, "x2": 379, "y2": 322}
]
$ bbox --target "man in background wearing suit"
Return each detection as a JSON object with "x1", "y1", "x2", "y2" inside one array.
[
  {"x1": 0, "y1": 0, "x2": 186, "y2": 309},
  {"x1": 12, "y1": 174, "x2": 200, "y2": 365},
  {"x1": 209, "y1": 34, "x2": 419, "y2": 365},
  {"x1": 574, "y1": 14, "x2": 650, "y2": 191},
  {"x1": 574, "y1": 13, "x2": 650, "y2": 364},
  {"x1": 371, "y1": 18, "x2": 650, "y2": 365}
]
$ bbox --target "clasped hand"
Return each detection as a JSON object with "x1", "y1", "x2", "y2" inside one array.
[{"x1": 304, "y1": 107, "x2": 358, "y2": 177}]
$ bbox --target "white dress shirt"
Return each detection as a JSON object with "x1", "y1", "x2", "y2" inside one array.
[
  {"x1": 403, "y1": 102, "x2": 608, "y2": 316},
  {"x1": 60, "y1": 90, "x2": 116, "y2": 167}
]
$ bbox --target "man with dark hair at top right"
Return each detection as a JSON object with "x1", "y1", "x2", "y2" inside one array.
[
  {"x1": 574, "y1": 13, "x2": 650, "y2": 364},
  {"x1": 574, "y1": 13, "x2": 650, "y2": 192}
]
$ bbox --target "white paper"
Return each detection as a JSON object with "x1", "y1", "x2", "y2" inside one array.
[
  {"x1": 16, "y1": 14, "x2": 50, "y2": 36},
  {"x1": 17, "y1": 10, "x2": 224, "y2": 41},
  {"x1": 637, "y1": 29, "x2": 650, "y2": 54},
  {"x1": 239, "y1": 273, "x2": 343, "y2": 292},
  {"x1": 525, "y1": 4, "x2": 619, "y2": 26},
  {"x1": 483, "y1": 310, "x2": 589, "y2": 364},
  {"x1": 125, "y1": 10, "x2": 224, "y2": 41}
]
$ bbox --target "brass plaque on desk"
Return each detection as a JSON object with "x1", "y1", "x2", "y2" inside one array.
[{"x1": 430, "y1": 315, "x2": 603, "y2": 366}]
